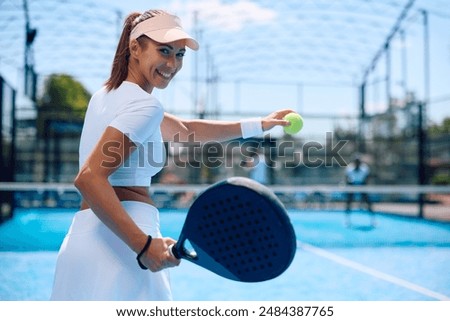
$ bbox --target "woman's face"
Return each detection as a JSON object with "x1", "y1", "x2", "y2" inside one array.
[{"x1": 130, "y1": 37, "x2": 186, "y2": 92}]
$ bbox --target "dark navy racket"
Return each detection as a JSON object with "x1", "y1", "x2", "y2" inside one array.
[{"x1": 169, "y1": 177, "x2": 296, "y2": 282}]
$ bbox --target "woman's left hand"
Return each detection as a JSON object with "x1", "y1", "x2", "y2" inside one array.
[{"x1": 261, "y1": 109, "x2": 297, "y2": 131}]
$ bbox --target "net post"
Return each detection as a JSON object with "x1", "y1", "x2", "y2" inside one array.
[
  {"x1": 0, "y1": 77, "x2": 16, "y2": 222},
  {"x1": 417, "y1": 101, "x2": 427, "y2": 219}
]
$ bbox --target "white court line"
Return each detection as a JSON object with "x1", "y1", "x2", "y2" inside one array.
[{"x1": 299, "y1": 241, "x2": 450, "y2": 301}]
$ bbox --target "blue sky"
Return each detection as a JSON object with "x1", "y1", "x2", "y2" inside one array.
[{"x1": 1, "y1": 0, "x2": 449, "y2": 140}]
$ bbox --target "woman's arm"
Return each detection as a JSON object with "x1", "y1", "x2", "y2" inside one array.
[
  {"x1": 161, "y1": 109, "x2": 294, "y2": 143},
  {"x1": 74, "y1": 126, "x2": 179, "y2": 272}
]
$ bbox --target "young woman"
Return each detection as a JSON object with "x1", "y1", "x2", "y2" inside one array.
[{"x1": 51, "y1": 9, "x2": 294, "y2": 300}]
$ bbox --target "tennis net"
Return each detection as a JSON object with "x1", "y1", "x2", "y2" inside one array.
[
  {"x1": 1, "y1": 182, "x2": 449, "y2": 249},
  {"x1": 0, "y1": 182, "x2": 449, "y2": 221}
]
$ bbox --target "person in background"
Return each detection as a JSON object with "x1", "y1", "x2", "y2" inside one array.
[
  {"x1": 345, "y1": 155, "x2": 375, "y2": 227},
  {"x1": 242, "y1": 148, "x2": 270, "y2": 185},
  {"x1": 50, "y1": 9, "x2": 294, "y2": 300}
]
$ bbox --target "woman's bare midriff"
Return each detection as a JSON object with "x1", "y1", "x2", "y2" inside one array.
[{"x1": 80, "y1": 186, "x2": 155, "y2": 210}]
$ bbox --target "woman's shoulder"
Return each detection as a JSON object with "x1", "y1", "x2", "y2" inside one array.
[{"x1": 117, "y1": 82, "x2": 162, "y2": 107}]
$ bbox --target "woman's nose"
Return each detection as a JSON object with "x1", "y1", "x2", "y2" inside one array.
[{"x1": 166, "y1": 55, "x2": 178, "y2": 69}]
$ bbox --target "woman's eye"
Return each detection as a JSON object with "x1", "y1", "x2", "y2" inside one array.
[
  {"x1": 176, "y1": 52, "x2": 186, "y2": 58},
  {"x1": 159, "y1": 48, "x2": 170, "y2": 55}
]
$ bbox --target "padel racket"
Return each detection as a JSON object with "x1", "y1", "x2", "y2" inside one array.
[{"x1": 169, "y1": 177, "x2": 296, "y2": 282}]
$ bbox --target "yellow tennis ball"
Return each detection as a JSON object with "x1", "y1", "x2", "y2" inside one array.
[{"x1": 283, "y1": 113, "x2": 303, "y2": 135}]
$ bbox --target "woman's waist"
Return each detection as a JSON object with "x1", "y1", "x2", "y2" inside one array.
[
  {"x1": 80, "y1": 186, "x2": 155, "y2": 210},
  {"x1": 113, "y1": 185, "x2": 154, "y2": 203}
]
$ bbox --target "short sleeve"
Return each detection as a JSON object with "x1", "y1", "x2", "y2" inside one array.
[
  {"x1": 362, "y1": 164, "x2": 370, "y2": 176},
  {"x1": 109, "y1": 97, "x2": 164, "y2": 145}
]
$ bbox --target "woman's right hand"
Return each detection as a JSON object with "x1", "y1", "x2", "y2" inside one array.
[
  {"x1": 140, "y1": 237, "x2": 180, "y2": 272},
  {"x1": 261, "y1": 108, "x2": 296, "y2": 131}
]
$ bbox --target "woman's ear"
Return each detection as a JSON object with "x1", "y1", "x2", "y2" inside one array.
[{"x1": 129, "y1": 39, "x2": 140, "y2": 58}]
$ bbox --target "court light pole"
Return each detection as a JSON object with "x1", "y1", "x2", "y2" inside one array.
[
  {"x1": 23, "y1": 0, "x2": 37, "y2": 100},
  {"x1": 358, "y1": 0, "x2": 416, "y2": 155},
  {"x1": 417, "y1": 9, "x2": 430, "y2": 218},
  {"x1": 192, "y1": 11, "x2": 201, "y2": 118},
  {"x1": 358, "y1": 81, "x2": 366, "y2": 154}
]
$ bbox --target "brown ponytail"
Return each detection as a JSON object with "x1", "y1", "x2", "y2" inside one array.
[
  {"x1": 104, "y1": 10, "x2": 170, "y2": 91},
  {"x1": 104, "y1": 12, "x2": 140, "y2": 91}
]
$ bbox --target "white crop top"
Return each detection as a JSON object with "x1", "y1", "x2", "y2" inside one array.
[{"x1": 79, "y1": 81, "x2": 165, "y2": 186}]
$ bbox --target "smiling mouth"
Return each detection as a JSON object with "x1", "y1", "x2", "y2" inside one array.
[{"x1": 156, "y1": 69, "x2": 172, "y2": 80}]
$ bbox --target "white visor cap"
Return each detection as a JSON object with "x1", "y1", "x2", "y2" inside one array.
[{"x1": 130, "y1": 13, "x2": 199, "y2": 51}]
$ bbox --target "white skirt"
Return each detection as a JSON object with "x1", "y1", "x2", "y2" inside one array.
[{"x1": 50, "y1": 201, "x2": 172, "y2": 301}]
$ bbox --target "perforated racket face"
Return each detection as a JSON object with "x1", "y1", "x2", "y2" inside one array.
[{"x1": 179, "y1": 178, "x2": 296, "y2": 282}]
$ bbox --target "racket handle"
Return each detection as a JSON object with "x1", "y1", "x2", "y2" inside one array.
[{"x1": 168, "y1": 243, "x2": 181, "y2": 259}]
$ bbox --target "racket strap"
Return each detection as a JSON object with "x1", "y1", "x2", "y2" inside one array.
[{"x1": 136, "y1": 235, "x2": 152, "y2": 270}]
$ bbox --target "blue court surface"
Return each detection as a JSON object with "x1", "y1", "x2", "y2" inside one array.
[{"x1": 1, "y1": 208, "x2": 449, "y2": 301}]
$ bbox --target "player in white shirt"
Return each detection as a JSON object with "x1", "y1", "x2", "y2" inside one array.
[{"x1": 345, "y1": 156, "x2": 375, "y2": 228}]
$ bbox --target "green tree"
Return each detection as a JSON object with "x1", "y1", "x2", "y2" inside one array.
[
  {"x1": 37, "y1": 74, "x2": 91, "y2": 135},
  {"x1": 429, "y1": 117, "x2": 450, "y2": 136}
]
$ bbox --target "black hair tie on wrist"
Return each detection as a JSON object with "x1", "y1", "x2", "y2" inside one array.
[{"x1": 136, "y1": 235, "x2": 152, "y2": 270}]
